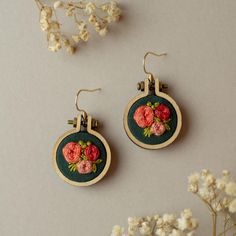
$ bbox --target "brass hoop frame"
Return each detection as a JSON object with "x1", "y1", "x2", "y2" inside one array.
[
  {"x1": 52, "y1": 115, "x2": 111, "y2": 186},
  {"x1": 123, "y1": 78, "x2": 182, "y2": 149}
]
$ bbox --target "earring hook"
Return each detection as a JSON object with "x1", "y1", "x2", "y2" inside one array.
[
  {"x1": 143, "y1": 51, "x2": 167, "y2": 81},
  {"x1": 75, "y1": 88, "x2": 101, "y2": 119}
]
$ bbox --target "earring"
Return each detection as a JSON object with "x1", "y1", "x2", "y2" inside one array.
[
  {"x1": 53, "y1": 88, "x2": 111, "y2": 186},
  {"x1": 123, "y1": 52, "x2": 182, "y2": 149}
]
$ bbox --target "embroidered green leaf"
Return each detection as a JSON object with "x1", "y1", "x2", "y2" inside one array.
[
  {"x1": 146, "y1": 102, "x2": 152, "y2": 107},
  {"x1": 164, "y1": 123, "x2": 171, "y2": 131},
  {"x1": 154, "y1": 102, "x2": 160, "y2": 108},
  {"x1": 68, "y1": 163, "x2": 77, "y2": 172},
  {"x1": 78, "y1": 140, "x2": 87, "y2": 148},
  {"x1": 144, "y1": 127, "x2": 152, "y2": 137},
  {"x1": 79, "y1": 140, "x2": 85, "y2": 146},
  {"x1": 81, "y1": 154, "x2": 87, "y2": 161},
  {"x1": 95, "y1": 159, "x2": 102, "y2": 164},
  {"x1": 164, "y1": 119, "x2": 171, "y2": 124},
  {"x1": 154, "y1": 117, "x2": 161, "y2": 122},
  {"x1": 92, "y1": 164, "x2": 97, "y2": 173}
]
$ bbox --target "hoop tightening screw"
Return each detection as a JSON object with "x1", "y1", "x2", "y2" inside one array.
[
  {"x1": 68, "y1": 117, "x2": 77, "y2": 127},
  {"x1": 68, "y1": 117, "x2": 99, "y2": 129},
  {"x1": 137, "y1": 81, "x2": 145, "y2": 91},
  {"x1": 160, "y1": 82, "x2": 168, "y2": 90},
  {"x1": 137, "y1": 81, "x2": 168, "y2": 91}
]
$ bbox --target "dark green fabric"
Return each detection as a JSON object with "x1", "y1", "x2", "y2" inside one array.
[
  {"x1": 56, "y1": 131, "x2": 107, "y2": 183},
  {"x1": 127, "y1": 95, "x2": 178, "y2": 145}
]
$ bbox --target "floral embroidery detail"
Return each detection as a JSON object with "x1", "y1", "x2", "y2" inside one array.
[
  {"x1": 62, "y1": 142, "x2": 81, "y2": 163},
  {"x1": 150, "y1": 122, "x2": 166, "y2": 136},
  {"x1": 77, "y1": 160, "x2": 93, "y2": 174},
  {"x1": 133, "y1": 102, "x2": 171, "y2": 137},
  {"x1": 62, "y1": 140, "x2": 102, "y2": 174},
  {"x1": 155, "y1": 104, "x2": 170, "y2": 121},
  {"x1": 133, "y1": 105, "x2": 154, "y2": 128},
  {"x1": 84, "y1": 144, "x2": 100, "y2": 161}
]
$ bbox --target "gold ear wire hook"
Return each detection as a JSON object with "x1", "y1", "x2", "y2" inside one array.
[
  {"x1": 143, "y1": 51, "x2": 167, "y2": 81},
  {"x1": 75, "y1": 88, "x2": 101, "y2": 119}
]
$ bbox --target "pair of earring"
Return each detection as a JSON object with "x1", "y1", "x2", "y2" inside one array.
[{"x1": 53, "y1": 51, "x2": 182, "y2": 186}]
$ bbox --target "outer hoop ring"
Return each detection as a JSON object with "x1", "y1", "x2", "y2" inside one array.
[
  {"x1": 52, "y1": 116, "x2": 111, "y2": 186},
  {"x1": 123, "y1": 79, "x2": 182, "y2": 150}
]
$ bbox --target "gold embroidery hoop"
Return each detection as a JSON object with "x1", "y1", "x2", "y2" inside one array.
[
  {"x1": 52, "y1": 89, "x2": 111, "y2": 186},
  {"x1": 123, "y1": 52, "x2": 182, "y2": 149}
]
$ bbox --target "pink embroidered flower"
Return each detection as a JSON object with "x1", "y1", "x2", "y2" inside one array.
[
  {"x1": 84, "y1": 144, "x2": 100, "y2": 161},
  {"x1": 150, "y1": 122, "x2": 166, "y2": 136},
  {"x1": 77, "y1": 160, "x2": 93, "y2": 174},
  {"x1": 133, "y1": 105, "x2": 154, "y2": 128},
  {"x1": 62, "y1": 142, "x2": 81, "y2": 163},
  {"x1": 155, "y1": 104, "x2": 170, "y2": 121}
]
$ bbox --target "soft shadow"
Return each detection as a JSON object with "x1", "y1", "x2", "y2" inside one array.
[
  {"x1": 102, "y1": 140, "x2": 120, "y2": 182},
  {"x1": 161, "y1": 79, "x2": 190, "y2": 149}
]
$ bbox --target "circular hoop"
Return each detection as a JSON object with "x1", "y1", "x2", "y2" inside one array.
[
  {"x1": 123, "y1": 79, "x2": 182, "y2": 149},
  {"x1": 52, "y1": 116, "x2": 111, "y2": 186}
]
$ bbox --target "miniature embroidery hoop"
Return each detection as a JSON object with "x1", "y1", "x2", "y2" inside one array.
[
  {"x1": 123, "y1": 53, "x2": 182, "y2": 150},
  {"x1": 53, "y1": 90, "x2": 111, "y2": 186}
]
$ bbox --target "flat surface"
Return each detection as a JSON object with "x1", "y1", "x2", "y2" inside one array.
[{"x1": 0, "y1": 1, "x2": 236, "y2": 235}]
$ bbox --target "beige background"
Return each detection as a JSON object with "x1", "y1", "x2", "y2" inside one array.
[{"x1": 1, "y1": 0, "x2": 236, "y2": 235}]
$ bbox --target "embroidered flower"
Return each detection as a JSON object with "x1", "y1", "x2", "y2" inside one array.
[
  {"x1": 62, "y1": 142, "x2": 81, "y2": 163},
  {"x1": 133, "y1": 102, "x2": 172, "y2": 137},
  {"x1": 85, "y1": 144, "x2": 100, "y2": 161},
  {"x1": 150, "y1": 122, "x2": 166, "y2": 136},
  {"x1": 133, "y1": 105, "x2": 154, "y2": 128},
  {"x1": 77, "y1": 160, "x2": 93, "y2": 174},
  {"x1": 155, "y1": 104, "x2": 170, "y2": 121}
]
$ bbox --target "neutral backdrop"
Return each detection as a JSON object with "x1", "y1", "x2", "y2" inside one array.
[{"x1": 1, "y1": 1, "x2": 236, "y2": 235}]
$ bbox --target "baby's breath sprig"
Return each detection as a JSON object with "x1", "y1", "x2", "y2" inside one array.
[
  {"x1": 34, "y1": 0, "x2": 121, "y2": 54},
  {"x1": 111, "y1": 169, "x2": 236, "y2": 236},
  {"x1": 111, "y1": 209, "x2": 198, "y2": 236},
  {"x1": 188, "y1": 169, "x2": 236, "y2": 236}
]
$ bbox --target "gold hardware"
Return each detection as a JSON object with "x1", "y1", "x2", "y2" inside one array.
[
  {"x1": 143, "y1": 51, "x2": 167, "y2": 82},
  {"x1": 75, "y1": 88, "x2": 101, "y2": 120}
]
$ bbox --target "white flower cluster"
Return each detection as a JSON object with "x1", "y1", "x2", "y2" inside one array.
[
  {"x1": 111, "y1": 209, "x2": 198, "y2": 236},
  {"x1": 188, "y1": 169, "x2": 236, "y2": 214},
  {"x1": 36, "y1": 0, "x2": 121, "y2": 54}
]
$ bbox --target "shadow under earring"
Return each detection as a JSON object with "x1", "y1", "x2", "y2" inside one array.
[
  {"x1": 123, "y1": 52, "x2": 182, "y2": 150},
  {"x1": 53, "y1": 88, "x2": 111, "y2": 186}
]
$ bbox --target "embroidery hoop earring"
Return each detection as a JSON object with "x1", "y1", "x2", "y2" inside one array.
[
  {"x1": 123, "y1": 52, "x2": 182, "y2": 149},
  {"x1": 53, "y1": 88, "x2": 111, "y2": 186}
]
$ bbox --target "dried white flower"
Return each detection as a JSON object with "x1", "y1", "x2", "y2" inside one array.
[
  {"x1": 111, "y1": 225, "x2": 125, "y2": 236},
  {"x1": 188, "y1": 173, "x2": 200, "y2": 185},
  {"x1": 170, "y1": 229, "x2": 184, "y2": 236},
  {"x1": 139, "y1": 222, "x2": 151, "y2": 235},
  {"x1": 229, "y1": 198, "x2": 236, "y2": 213},
  {"x1": 85, "y1": 2, "x2": 96, "y2": 14},
  {"x1": 79, "y1": 30, "x2": 90, "y2": 42},
  {"x1": 36, "y1": 0, "x2": 121, "y2": 54},
  {"x1": 216, "y1": 178, "x2": 226, "y2": 190},
  {"x1": 54, "y1": 1, "x2": 63, "y2": 9},
  {"x1": 99, "y1": 27, "x2": 108, "y2": 36},
  {"x1": 225, "y1": 182, "x2": 236, "y2": 196},
  {"x1": 66, "y1": 45, "x2": 76, "y2": 54},
  {"x1": 48, "y1": 42, "x2": 61, "y2": 52},
  {"x1": 72, "y1": 35, "x2": 81, "y2": 43}
]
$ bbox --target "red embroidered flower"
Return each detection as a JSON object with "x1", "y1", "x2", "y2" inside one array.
[
  {"x1": 84, "y1": 144, "x2": 100, "y2": 161},
  {"x1": 155, "y1": 104, "x2": 170, "y2": 121},
  {"x1": 77, "y1": 160, "x2": 92, "y2": 174},
  {"x1": 150, "y1": 122, "x2": 166, "y2": 136},
  {"x1": 133, "y1": 105, "x2": 154, "y2": 128},
  {"x1": 62, "y1": 142, "x2": 81, "y2": 163}
]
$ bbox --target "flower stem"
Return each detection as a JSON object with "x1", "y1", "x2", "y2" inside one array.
[
  {"x1": 212, "y1": 212, "x2": 217, "y2": 236},
  {"x1": 218, "y1": 224, "x2": 236, "y2": 236}
]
